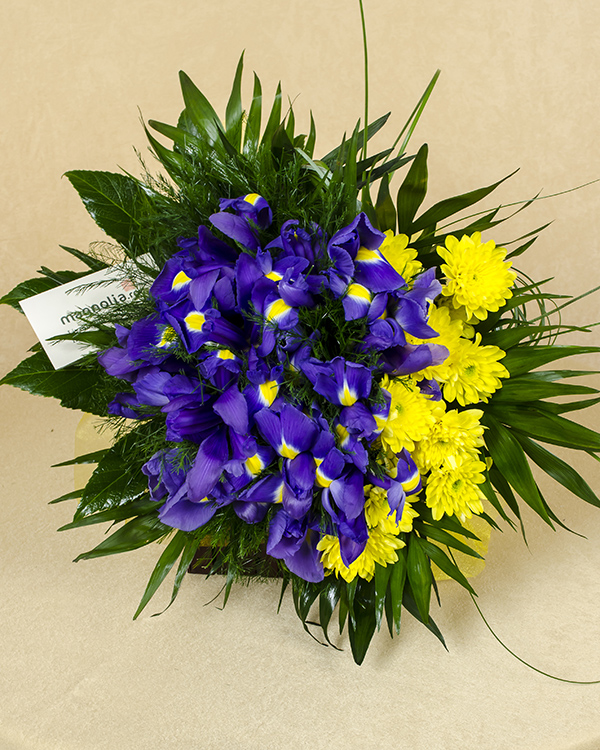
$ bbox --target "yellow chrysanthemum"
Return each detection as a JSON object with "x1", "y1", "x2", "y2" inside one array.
[
  {"x1": 442, "y1": 333, "x2": 508, "y2": 405},
  {"x1": 406, "y1": 304, "x2": 464, "y2": 383},
  {"x1": 425, "y1": 453, "x2": 486, "y2": 521},
  {"x1": 378, "y1": 375, "x2": 436, "y2": 453},
  {"x1": 412, "y1": 405, "x2": 485, "y2": 473},
  {"x1": 379, "y1": 231, "x2": 422, "y2": 285},
  {"x1": 317, "y1": 487, "x2": 418, "y2": 582},
  {"x1": 437, "y1": 232, "x2": 517, "y2": 320}
]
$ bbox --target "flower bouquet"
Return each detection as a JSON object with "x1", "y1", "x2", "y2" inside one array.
[{"x1": 3, "y1": 54, "x2": 600, "y2": 665}]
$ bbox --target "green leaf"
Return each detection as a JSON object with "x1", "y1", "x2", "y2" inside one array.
[
  {"x1": 321, "y1": 113, "x2": 391, "y2": 166},
  {"x1": 148, "y1": 119, "x2": 205, "y2": 153},
  {"x1": 373, "y1": 562, "x2": 393, "y2": 631},
  {"x1": 59, "y1": 245, "x2": 108, "y2": 272},
  {"x1": 375, "y1": 173, "x2": 396, "y2": 233},
  {"x1": 480, "y1": 476, "x2": 517, "y2": 530},
  {"x1": 58, "y1": 497, "x2": 157, "y2": 531},
  {"x1": 539, "y1": 396, "x2": 600, "y2": 415},
  {"x1": 156, "y1": 535, "x2": 202, "y2": 616},
  {"x1": 0, "y1": 351, "x2": 111, "y2": 415},
  {"x1": 305, "y1": 112, "x2": 316, "y2": 158},
  {"x1": 482, "y1": 414, "x2": 552, "y2": 525},
  {"x1": 413, "y1": 522, "x2": 483, "y2": 558},
  {"x1": 52, "y1": 449, "x2": 108, "y2": 467},
  {"x1": 406, "y1": 535, "x2": 432, "y2": 623},
  {"x1": 492, "y1": 377, "x2": 598, "y2": 403},
  {"x1": 515, "y1": 435, "x2": 600, "y2": 509},
  {"x1": 64, "y1": 171, "x2": 147, "y2": 254},
  {"x1": 49, "y1": 488, "x2": 84, "y2": 505},
  {"x1": 75, "y1": 425, "x2": 154, "y2": 519},
  {"x1": 1, "y1": 276, "x2": 65, "y2": 311},
  {"x1": 134, "y1": 531, "x2": 187, "y2": 619},
  {"x1": 415, "y1": 507, "x2": 481, "y2": 540},
  {"x1": 178, "y1": 70, "x2": 223, "y2": 145},
  {"x1": 489, "y1": 404, "x2": 600, "y2": 451},
  {"x1": 402, "y1": 584, "x2": 447, "y2": 649},
  {"x1": 418, "y1": 539, "x2": 476, "y2": 595},
  {"x1": 348, "y1": 577, "x2": 377, "y2": 665},
  {"x1": 74, "y1": 514, "x2": 169, "y2": 562},
  {"x1": 396, "y1": 143, "x2": 428, "y2": 234},
  {"x1": 502, "y1": 345, "x2": 600, "y2": 378},
  {"x1": 243, "y1": 73, "x2": 262, "y2": 155},
  {"x1": 318, "y1": 580, "x2": 342, "y2": 646},
  {"x1": 411, "y1": 170, "x2": 518, "y2": 234},
  {"x1": 224, "y1": 52, "x2": 244, "y2": 151},
  {"x1": 261, "y1": 81, "x2": 282, "y2": 148},
  {"x1": 144, "y1": 124, "x2": 187, "y2": 180},
  {"x1": 385, "y1": 551, "x2": 406, "y2": 636}
]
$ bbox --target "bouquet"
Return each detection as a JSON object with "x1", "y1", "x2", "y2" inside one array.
[{"x1": 3, "y1": 53, "x2": 600, "y2": 665}]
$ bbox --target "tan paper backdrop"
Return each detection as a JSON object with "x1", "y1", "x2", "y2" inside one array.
[{"x1": 1, "y1": 2, "x2": 600, "y2": 749}]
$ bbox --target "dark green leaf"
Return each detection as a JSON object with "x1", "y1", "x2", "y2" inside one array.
[
  {"x1": 492, "y1": 377, "x2": 598, "y2": 403},
  {"x1": 538, "y1": 396, "x2": 600, "y2": 415},
  {"x1": 406, "y1": 535, "x2": 432, "y2": 623},
  {"x1": 402, "y1": 584, "x2": 447, "y2": 650},
  {"x1": 75, "y1": 425, "x2": 155, "y2": 519},
  {"x1": 373, "y1": 562, "x2": 393, "y2": 631},
  {"x1": 134, "y1": 531, "x2": 187, "y2": 619},
  {"x1": 59, "y1": 245, "x2": 108, "y2": 272},
  {"x1": 52, "y1": 449, "x2": 108, "y2": 467},
  {"x1": 348, "y1": 577, "x2": 377, "y2": 665},
  {"x1": 0, "y1": 351, "x2": 111, "y2": 415},
  {"x1": 1, "y1": 276, "x2": 70, "y2": 311},
  {"x1": 375, "y1": 173, "x2": 396, "y2": 233},
  {"x1": 515, "y1": 435, "x2": 600, "y2": 508},
  {"x1": 411, "y1": 170, "x2": 518, "y2": 233},
  {"x1": 489, "y1": 404, "x2": 600, "y2": 451},
  {"x1": 319, "y1": 580, "x2": 342, "y2": 646},
  {"x1": 261, "y1": 81, "x2": 282, "y2": 148},
  {"x1": 49, "y1": 488, "x2": 84, "y2": 505},
  {"x1": 156, "y1": 535, "x2": 202, "y2": 616},
  {"x1": 479, "y1": 476, "x2": 517, "y2": 529},
  {"x1": 385, "y1": 551, "x2": 406, "y2": 637},
  {"x1": 74, "y1": 514, "x2": 169, "y2": 561},
  {"x1": 502, "y1": 345, "x2": 600, "y2": 378},
  {"x1": 225, "y1": 52, "x2": 244, "y2": 151},
  {"x1": 419, "y1": 540, "x2": 476, "y2": 595},
  {"x1": 321, "y1": 113, "x2": 391, "y2": 166},
  {"x1": 64, "y1": 171, "x2": 147, "y2": 254},
  {"x1": 243, "y1": 73, "x2": 262, "y2": 155},
  {"x1": 178, "y1": 70, "x2": 223, "y2": 145},
  {"x1": 413, "y1": 522, "x2": 483, "y2": 558},
  {"x1": 58, "y1": 497, "x2": 156, "y2": 531},
  {"x1": 482, "y1": 414, "x2": 552, "y2": 524},
  {"x1": 396, "y1": 143, "x2": 428, "y2": 233},
  {"x1": 144, "y1": 124, "x2": 187, "y2": 180},
  {"x1": 415, "y1": 507, "x2": 481, "y2": 540}
]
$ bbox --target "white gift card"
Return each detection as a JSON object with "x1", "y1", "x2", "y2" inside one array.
[{"x1": 20, "y1": 257, "x2": 155, "y2": 369}]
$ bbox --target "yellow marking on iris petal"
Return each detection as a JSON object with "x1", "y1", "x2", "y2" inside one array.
[
  {"x1": 245, "y1": 453, "x2": 264, "y2": 475},
  {"x1": 279, "y1": 440, "x2": 299, "y2": 459},
  {"x1": 316, "y1": 466, "x2": 333, "y2": 488},
  {"x1": 266, "y1": 271, "x2": 283, "y2": 281},
  {"x1": 355, "y1": 246, "x2": 381, "y2": 263},
  {"x1": 259, "y1": 380, "x2": 279, "y2": 406},
  {"x1": 244, "y1": 193, "x2": 261, "y2": 205},
  {"x1": 378, "y1": 309, "x2": 388, "y2": 320},
  {"x1": 347, "y1": 283, "x2": 371, "y2": 302},
  {"x1": 402, "y1": 472, "x2": 421, "y2": 493},
  {"x1": 275, "y1": 482, "x2": 284, "y2": 503},
  {"x1": 172, "y1": 270, "x2": 191, "y2": 289},
  {"x1": 339, "y1": 382, "x2": 357, "y2": 407},
  {"x1": 184, "y1": 312, "x2": 206, "y2": 331},
  {"x1": 217, "y1": 349, "x2": 235, "y2": 360},
  {"x1": 266, "y1": 298, "x2": 291, "y2": 322},
  {"x1": 157, "y1": 326, "x2": 177, "y2": 348},
  {"x1": 335, "y1": 424, "x2": 350, "y2": 446}
]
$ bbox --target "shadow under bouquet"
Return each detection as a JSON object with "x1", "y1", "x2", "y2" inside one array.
[{"x1": 3, "y1": 56, "x2": 600, "y2": 665}]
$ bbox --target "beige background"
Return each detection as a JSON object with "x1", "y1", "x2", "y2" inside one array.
[{"x1": 2, "y1": 1, "x2": 600, "y2": 749}]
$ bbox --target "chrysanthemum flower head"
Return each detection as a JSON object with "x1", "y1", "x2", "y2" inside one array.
[
  {"x1": 378, "y1": 375, "x2": 436, "y2": 453},
  {"x1": 425, "y1": 453, "x2": 486, "y2": 521},
  {"x1": 437, "y1": 232, "x2": 517, "y2": 321},
  {"x1": 379, "y1": 231, "x2": 422, "y2": 285},
  {"x1": 412, "y1": 406, "x2": 485, "y2": 472},
  {"x1": 442, "y1": 333, "x2": 509, "y2": 405}
]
